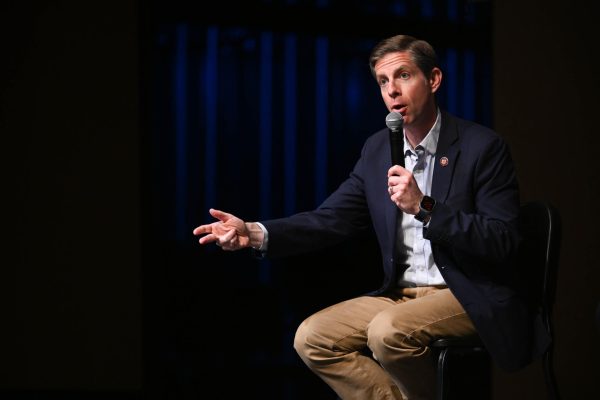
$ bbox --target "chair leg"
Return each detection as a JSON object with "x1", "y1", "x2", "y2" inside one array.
[
  {"x1": 543, "y1": 349, "x2": 560, "y2": 400},
  {"x1": 436, "y1": 348, "x2": 450, "y2": 400},
  {"x1": 436, "y1": 347, "x2": 491, "y2": 400}
]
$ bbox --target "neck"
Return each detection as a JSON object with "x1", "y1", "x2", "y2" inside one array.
[{"x1": 405, "y1": 106, "x2": 438, "y2": 148}]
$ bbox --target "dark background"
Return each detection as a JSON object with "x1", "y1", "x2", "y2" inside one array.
[{"x1": 1, "y1": 0, "x2": 598, "y2": 399}]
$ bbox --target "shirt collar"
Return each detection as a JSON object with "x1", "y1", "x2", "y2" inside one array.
[{"x1": 403, "y1": 108, "x2": 441, "y2": 156}]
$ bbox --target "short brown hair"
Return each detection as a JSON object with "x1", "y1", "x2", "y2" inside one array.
[{"x1": 369, "y1": 35, "x2": 439, "y2": 79}]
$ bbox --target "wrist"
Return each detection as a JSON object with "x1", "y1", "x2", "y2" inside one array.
[
  {"x1": 415, "y1": 195, "x2": 436, "y2": 223},
  {"x1": 245, "y1": 222, "x2": 265, "y2": 249}
]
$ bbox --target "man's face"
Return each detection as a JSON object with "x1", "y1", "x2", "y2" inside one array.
[{"x1": 374, "y1": 51, "x2": 441, "y2": 127}]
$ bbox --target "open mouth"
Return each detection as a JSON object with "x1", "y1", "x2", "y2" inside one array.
[{"x1": 392, "y1": 104, "x2": 406, "y2": 114}]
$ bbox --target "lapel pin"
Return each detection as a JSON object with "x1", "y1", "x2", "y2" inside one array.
[{"x1": 440, "y1": 157, "x2": 449, "y2": 167}]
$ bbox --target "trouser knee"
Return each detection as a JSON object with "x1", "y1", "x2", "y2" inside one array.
[
  {"x1": 293, "y1": 319, "x2": 313, "y2": 362},
  {"x1": 368, "y1": 312, "x2": 423, "y2": 367}
]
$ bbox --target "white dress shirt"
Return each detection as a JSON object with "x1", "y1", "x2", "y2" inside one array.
[{"x1": 396, "y1": 109, "x2": 445, "y2": 286}]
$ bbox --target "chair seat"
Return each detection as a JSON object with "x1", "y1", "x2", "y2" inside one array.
[
  {"x1": 432, "y1": 335, "x2": 491, "y2": 400},
  {"x1": 431, "y1": 335, "x2": 484, "y2": 348}
]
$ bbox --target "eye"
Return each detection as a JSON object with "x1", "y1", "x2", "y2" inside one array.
[
  {"x1": 400, "y1": 72, "x2": 410, "y2": 79},
  {"x1": 378, "y1": 78, "x2": 389, "y2": 87}
]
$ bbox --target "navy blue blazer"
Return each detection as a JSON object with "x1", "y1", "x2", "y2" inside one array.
[{"x1": 261, "y1": 111, "x2": 550, "y2": 371}]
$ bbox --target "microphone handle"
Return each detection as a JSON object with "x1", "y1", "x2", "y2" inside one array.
[{"x1": 389, "y1": 129, "x2": 403, "y2": 166}]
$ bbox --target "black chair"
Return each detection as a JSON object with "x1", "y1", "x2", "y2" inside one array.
[{"x1": 431, "y1": 201, "x2": 562, "y2": 400}]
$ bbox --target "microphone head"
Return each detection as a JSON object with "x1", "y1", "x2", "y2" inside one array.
[{"x1": 385, "y1": 112, "x2": 404, "y2": 132}]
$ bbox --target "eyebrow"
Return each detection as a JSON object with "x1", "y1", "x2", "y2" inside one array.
[{"x1": 376, "y1": 65, "x2": 411, "y2": 79}]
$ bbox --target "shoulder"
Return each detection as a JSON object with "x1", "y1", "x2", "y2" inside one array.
[
  {"x1": 361, "y1": 127, "x2": 389, "y2": 154},
  {"x1": 441, "y1": 111, "x2": 507, "y2": 149},
  {"x1": 442, "y1": 111, "x2": 496, "y2": 137}
]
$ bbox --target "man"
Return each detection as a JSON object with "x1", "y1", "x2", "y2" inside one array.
[{"x1": 193, "y1": 35, "x2": 547, "y2": 399}]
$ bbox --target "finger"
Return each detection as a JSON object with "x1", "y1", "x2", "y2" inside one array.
[
  {"x1": 209, "y1": 208, "x2": 231, "y2": 222},
  {"x1": 387, "y1": 175, "x2": 398, "y2": 188},
  {"x1": 387, "y1": 165, "x2": 410, "y2": 177},
  {"x1": 218, "y1": 228, "x2": 237, "y2": 245},
  {"x1": 389, "y1": 176, "x2": 412, "y2": 190},
  {"x1": 198, "y1": 233, "x2": 218, "y2": 245},
  {"x1": 193, "y1": 224, "x2": 213, "y2": 235},
  {"x1": 194, "y1": 221, "x2": 223, "y2": 235},
  {"x1": 219, "y1": 229, "x2": 238, "y2": 250}
]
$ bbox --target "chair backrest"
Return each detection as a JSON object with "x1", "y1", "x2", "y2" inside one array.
[
  {"x1": 517, "y1": 201, "x2": 562, "y2": 400},
  {"x1": 517, "y1": 201, "x2": 562, "y2": 335},
  {"x1": 430, "y1": 201, "x2": 562, "y2": 400}
]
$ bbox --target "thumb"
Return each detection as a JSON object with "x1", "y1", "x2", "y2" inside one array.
[{"x1": 209, "y1": 208, "x2": 231, "y2": 222}]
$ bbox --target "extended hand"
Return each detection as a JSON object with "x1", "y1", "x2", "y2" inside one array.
[{"x1": 192, "y1": 208, "x2": 251, "y2": 251}]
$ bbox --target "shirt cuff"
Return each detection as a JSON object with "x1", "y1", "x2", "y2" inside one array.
[{"x1": 255, "y1": 222, "x2": 269, "y2": 252}]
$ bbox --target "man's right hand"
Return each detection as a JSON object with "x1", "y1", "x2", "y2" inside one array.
[{"x1": 192, "y1": 208, "x2": 263, "y2": 251}]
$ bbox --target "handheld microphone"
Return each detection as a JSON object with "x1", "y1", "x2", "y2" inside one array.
[{"x1": 386, "y1": 111, "x2": 404, "y2": 166}]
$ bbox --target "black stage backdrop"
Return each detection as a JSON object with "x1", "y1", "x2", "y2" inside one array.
[{"x1": 2, "y1": 1, "x2": 599, "y2": 399}]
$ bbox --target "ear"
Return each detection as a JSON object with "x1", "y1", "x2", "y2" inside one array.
[{"x1": 429, "y1": 67, "x2": 442, "y2": 93}]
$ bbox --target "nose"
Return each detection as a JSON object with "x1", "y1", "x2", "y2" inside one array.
[{"x1": 387, "y1": 79, "x2": 400, "y2": 98}]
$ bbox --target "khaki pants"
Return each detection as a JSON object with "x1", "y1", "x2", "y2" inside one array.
[{"x1": 293, "y1": 287, "x2": 476, "y2": 400}]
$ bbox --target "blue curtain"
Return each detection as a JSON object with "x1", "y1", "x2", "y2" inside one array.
[{"x1": 144, "y1": 1, "x2": 492, "y2": 398}]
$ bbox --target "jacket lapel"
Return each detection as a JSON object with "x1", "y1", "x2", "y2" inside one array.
[{"x1": 432, "y1": 112, "x2": 459, "y2": 202}]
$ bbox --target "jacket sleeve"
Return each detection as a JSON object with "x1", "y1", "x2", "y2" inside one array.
[{"x1": 260, "y1": 144, "x2": 373, "y2": 259}]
